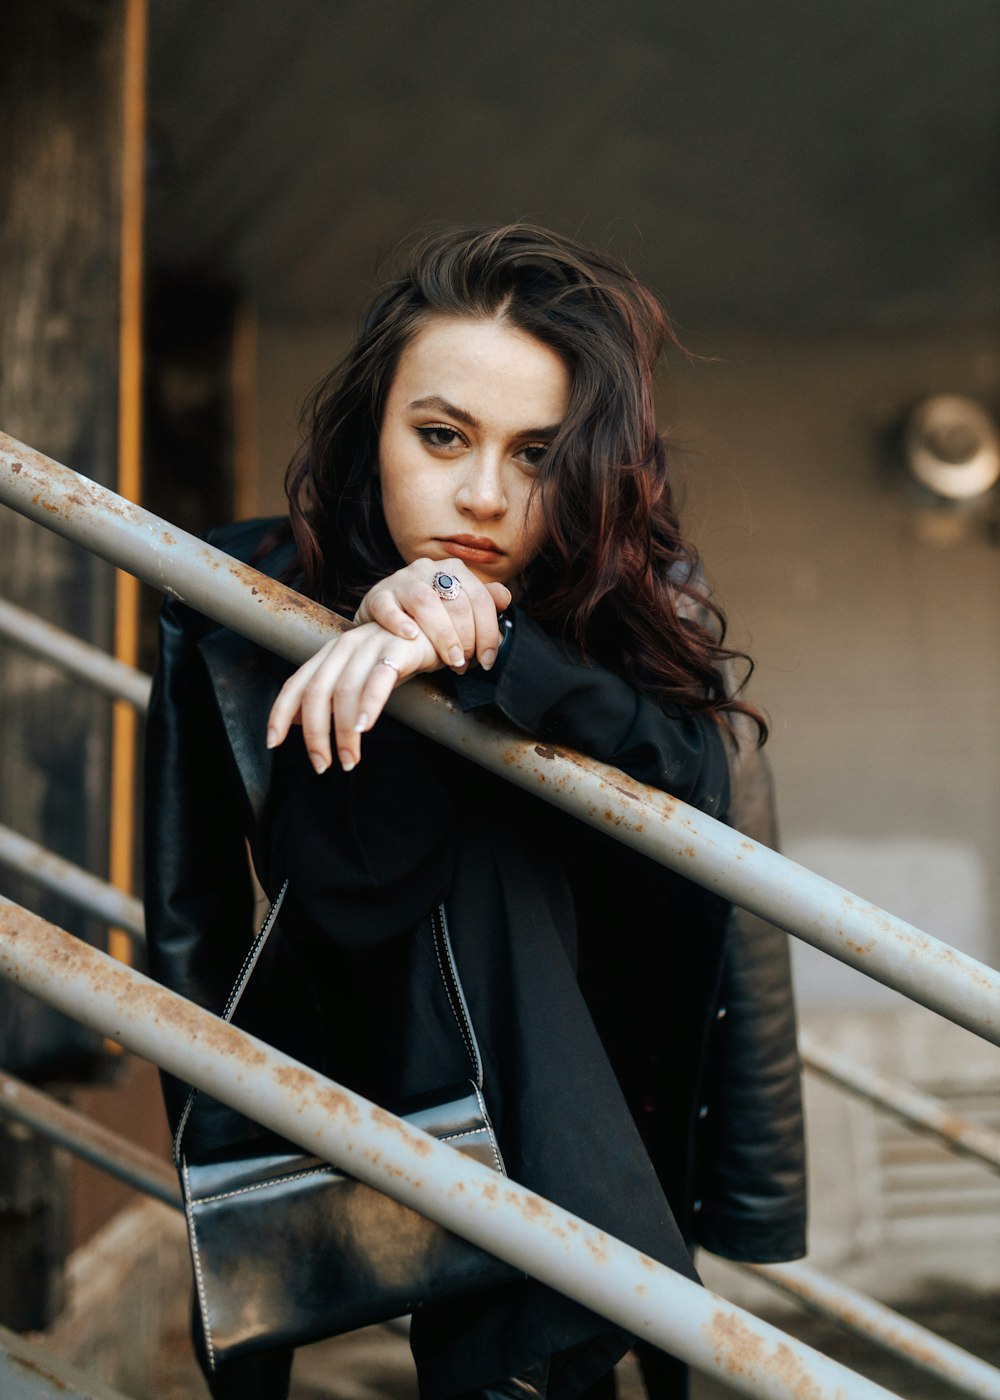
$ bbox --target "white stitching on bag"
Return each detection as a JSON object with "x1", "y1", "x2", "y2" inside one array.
[
  {"x1": 470, "y1": 1082, "x2": 505, "y2": 1175},
  {"x1": 182, "y1": 1157, "x2": 217, "y2": 1371},
  {"x1": 432, "y1": 906, "x2": 477, "y2": 1073},
  {"x1": 192, "y1": 1163, "x2": 337, "y2": 1207}
]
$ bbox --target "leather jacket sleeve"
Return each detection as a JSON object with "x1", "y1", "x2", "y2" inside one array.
[
  {"x1": 453, "y1": 605, "x2": 730, "y2": 818},
  {"x1": 693, "y1": 720, "x2": 807, "y2": 1261},
  {"x1": 143, "y1": 595, "x2": 256, "y2": 1133}
]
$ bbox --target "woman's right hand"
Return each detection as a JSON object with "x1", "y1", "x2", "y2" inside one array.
[
  {"x1": 354, "y1": 559, "x2": 511, "y2": 673},
  {"x1": 265, "y1": 620, "x2": 441, "y2": 774}
]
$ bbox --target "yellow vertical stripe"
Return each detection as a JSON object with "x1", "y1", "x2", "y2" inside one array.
[{"x1": 109, "y1": 0, "x2": 147, "y2": 980}]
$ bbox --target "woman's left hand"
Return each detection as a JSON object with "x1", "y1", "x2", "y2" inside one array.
[
  {"x1": 354, "y1": 559, "x2": 511, "y2": 672},
  {"x1": 265, "y1": 621, "x2": 441, "y2": 774}
]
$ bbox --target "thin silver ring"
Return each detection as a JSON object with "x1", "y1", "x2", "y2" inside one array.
[
  {"x1": 378, "y1": 656, "x2": 401, "y2": 675},
  {"x1": 431, "y1": 571, "x2": 463, "y2": 602}
]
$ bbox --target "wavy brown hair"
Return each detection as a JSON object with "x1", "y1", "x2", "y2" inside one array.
[{"x1": 285, "y1": 224, "x2": 765, "y2": 741}]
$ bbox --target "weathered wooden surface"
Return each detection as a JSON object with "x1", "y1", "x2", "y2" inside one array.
[{"x1": 0, "y1": 0, "x2": 125, "y2": 1327}]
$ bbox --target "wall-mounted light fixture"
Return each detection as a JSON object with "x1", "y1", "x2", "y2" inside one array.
[{"x1": 903, "y1": 394, "x2": 1000, "y2": 500}]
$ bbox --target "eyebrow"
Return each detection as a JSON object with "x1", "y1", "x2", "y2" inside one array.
[{"x1": 408, "y1": 395, "x2": 561, "y2": 439}]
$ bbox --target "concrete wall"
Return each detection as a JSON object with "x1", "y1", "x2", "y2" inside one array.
[{"x1": 664, "y1": 331, "x2": 1000, "y2": 1009}]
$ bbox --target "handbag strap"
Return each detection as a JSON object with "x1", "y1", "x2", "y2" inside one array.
[
  {"x1": 174, "y1": 884, "x2": 486, "y2": 1158},
  {"x1": 173, "y1": 880, "x2": 288, "y2": 1163},
  {"x1": 431, "y1": 903, "x2": 484, "y2": 1092}
]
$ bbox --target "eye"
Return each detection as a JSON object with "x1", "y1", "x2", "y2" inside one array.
[
  {"x1": 416, "y1": 425, "x2": 464, "y2": 451},
  {"x1": 516, "y1": 443, "x2": 550, "y2": 469}
]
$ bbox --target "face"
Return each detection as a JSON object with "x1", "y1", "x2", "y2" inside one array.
[{"x1": 377, "y1": 315, "x2": 571, "y2": 587}]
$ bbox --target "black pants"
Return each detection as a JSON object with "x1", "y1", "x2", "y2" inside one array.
[
  {"x1": 577, "y1": 1344, "x2": 688, "y2": 1400},
  {"x1": 193, "y1": 1304, "x2": 292, "y2": 1400},
  {"x1": 196, "y1": 1335, "x2": 686, "y2": 1400}
]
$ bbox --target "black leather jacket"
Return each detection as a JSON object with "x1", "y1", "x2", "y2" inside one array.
[{"x1": 144, "y1": 519, "x2": 806, "y2": 1269}]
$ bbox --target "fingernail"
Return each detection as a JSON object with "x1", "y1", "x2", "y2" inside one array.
[
  {"x1": 266, "y1": 727, "x2": 278, "y2": 749},
  {"x1": 338, "y1": 750, "x2": 356, "y2": 773},
  {"x1": 404, "y1": 623, "x2": 419, "y2": 639},
  {"x1": 481, "y1": 649, "x2": 496, "y2": 671},
  {"x1": 449, "y1": 646, "x2": 465, "y2": 667},
  {"x1": 354, "y1": 712, "x2": 370, "y2": 733},
  {"x1": 310, "y1": 752, "x2": 329, "y2": 775}
]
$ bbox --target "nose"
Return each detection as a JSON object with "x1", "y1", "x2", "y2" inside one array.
[{"x1": 455, "y1": 451, "x2": 507, "y2": 519}]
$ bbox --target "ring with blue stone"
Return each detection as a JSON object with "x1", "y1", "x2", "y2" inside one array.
[{"x1": 431, "y1": 571, "x2": 463, "y2": 601}]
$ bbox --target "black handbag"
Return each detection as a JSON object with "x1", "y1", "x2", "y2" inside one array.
[{"x1": 175, "y1": 885, "x2": 517, "y2": 1371}]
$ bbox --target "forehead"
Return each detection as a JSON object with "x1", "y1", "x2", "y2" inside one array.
[{"x1": 389, "y1": 315, "x2": 571, "y2": 427}]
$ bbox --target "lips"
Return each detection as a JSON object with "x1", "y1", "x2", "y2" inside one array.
[{"x1": 437, "y1": 535, "x2": 506, "y2": 565}]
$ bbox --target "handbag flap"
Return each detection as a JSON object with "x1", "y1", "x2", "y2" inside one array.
[{"x1": 184, "y1": 1080, "x2": 502, "y2": 1206}]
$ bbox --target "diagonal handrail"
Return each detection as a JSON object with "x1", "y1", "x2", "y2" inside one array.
[
  {"x1": 0, "y1": 1322, "x2": 135, "y2": 1400},
  {"x1": 2, "y1": 431, "x2": 999, "y2": 1045},
  {"x1": 800, "y1": 1031, "x2": 1000, "y2": 1174},
  {"x1": 7, "y1": 1063, "x2": 999, "y2": 1398},
  {"x1": 0, "y1": 596, "x2": 151, "y2": 712},
  {"x1": 0, "y1": 823, "x2": 145, "y2": 943},
  {"x1": 0, "y1": 1067, "x2": 177, "y2": 1208},
  {"x1": 9, "y1": 819, "x2": 1000, "y2": 1179},
  {"x1": 742, "y1": 1260, "x2": 1000, "y2": 1399},
  {"x1": 0, "y1": 895, "x2": 900, "y2": 1400}
]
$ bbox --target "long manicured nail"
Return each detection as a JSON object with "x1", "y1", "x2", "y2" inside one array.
[
  {"x1": 355, "y1": 712, "x2": 370, "y2": 733},
  {"x1": 481, "y1": 649, "x2": 496, "y2": 671},
  {"x1": 310, "y1": 752, "x2": 329, "y2": 775},
  {"x1": 338, "y1": 750, "x2": 356, "y2": 773},
  {"x1": 449, "y1": 646, "x2": 465, "y2": 667},
  {"x1": 266, "y1": 727, "x2": 278, "y2": 749}
]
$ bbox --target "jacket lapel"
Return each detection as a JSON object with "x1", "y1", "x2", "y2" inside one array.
[
  {"x1": 198, "y1": 626, "x2": 285, "y2": 830},
  {"x1": 195, "y1": 526, "x2": 298, "y2": 830}
]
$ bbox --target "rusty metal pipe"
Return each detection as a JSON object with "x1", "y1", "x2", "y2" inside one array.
[
  {"x1": 1, "y1": 434, "x2": 999, "y2": 1048},
  {"x1": 0, "y1": 823, "x2": 145, "y2": 943},
  {"x1": 6, "y1": 1055, "x2": 988, "y2": 1400},
  {"x1": 0, "y1": 1068, "x2": 179, "y2": 1210},
  {"x1": 801, "y1": 1032, "x2": 1000, "y2": 1174},
  {"x1": 0, "y1": 595, "x2": 151, "y2": 712},
  {"x1": 745, "y1": 1259, "x2": 1000, "y2": 1400},
  {"x1": 0, "y1": 899, "x2": 900, "y2": 1400}
]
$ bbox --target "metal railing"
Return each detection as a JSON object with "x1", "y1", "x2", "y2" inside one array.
[
  {"x1": 0, "y1": 895, "x2": 901, "y2": 1400},
  {"x1": 10, "y1": 813, "x2": 1000, "y2": 1182},
  {"x1": 6, "y1": 1054, "x2": 1000, "y2": 1399},
  {"x1": 0, "y1": 1068, "x2": 177, "y2": 1208},
  {"x1": 744, "y1": 1262, "x2": 1000, "y2": 1399},
  {"x1": 3, "y1": 432, "x2": 1000, "y2": 1397},
  {"x1": 0, "y1": 824, "x2": 145, "y2": 944},
  {"x1": 8, "y1": 818, "x2": 1000, "y2": 1393},
  {"x1": 2, "y1": 432, "x2": 999, "y2": 1048},
  {"x1": 0, "y1": 1320, "x2": 133, "y2": 1400},
  {"x1": 800, "y1": 1031, "x2": 1000, "y2": 1175},
  {"x1": 0, "y1": 596, "x2": 151, "y2": 713}
]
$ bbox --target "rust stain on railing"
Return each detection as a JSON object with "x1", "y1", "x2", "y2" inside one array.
[{"x1": 706, "y1": 1311, "x2": 825, "y2": 1399}]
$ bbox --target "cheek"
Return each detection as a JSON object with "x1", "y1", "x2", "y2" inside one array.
[{"x1": 377, "y1": 434, "x2": 416, "y2": 513}]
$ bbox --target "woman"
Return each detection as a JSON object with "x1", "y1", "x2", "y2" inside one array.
[{"x1": 145, "y1": 225, "x2": 805, "y2": 1400}]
